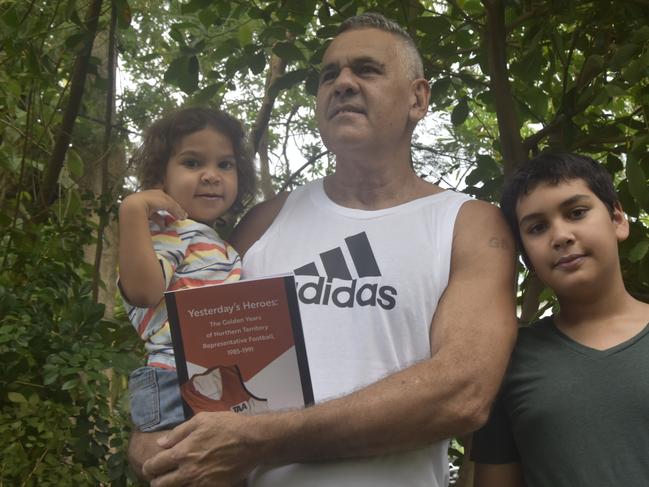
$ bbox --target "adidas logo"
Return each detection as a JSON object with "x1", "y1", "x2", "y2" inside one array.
[{"x1": 293, "y1": 232, "x2": 397, "y2": 310}]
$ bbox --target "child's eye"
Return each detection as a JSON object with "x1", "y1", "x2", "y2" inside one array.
[
  {"x1": 182, "y1": 159, "x2": 201, "y2": 168},
  {"x1": 526, "y1": 222, "x2": 547, "y2": 235},
  {"x1": 218, "y1": 160, "x2": 236, "y2": 170},
  {"x1": 569, "y1": 207, "x2": 588, "y2": 219}
]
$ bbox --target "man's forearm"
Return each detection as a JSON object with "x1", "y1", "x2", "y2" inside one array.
[{"x1": 254, "y1": 349, "x2": 502, "y2": 467}]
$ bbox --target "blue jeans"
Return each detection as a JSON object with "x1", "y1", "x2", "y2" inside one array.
[{"x1": 129, "y1": 366, "x2": 185, "y2": 432}]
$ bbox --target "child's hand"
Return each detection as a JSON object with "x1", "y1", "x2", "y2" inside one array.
[{"x1": 121, "y1": 189, "x2": 188, "y2": 221}]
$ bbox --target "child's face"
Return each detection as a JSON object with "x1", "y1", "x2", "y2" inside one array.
[
  {"x1": 515, "y1": 178, "x2": 628, "y2": 298},
  {"x1": 163, "y1": 127, "x2": 238, "y2": 225}
]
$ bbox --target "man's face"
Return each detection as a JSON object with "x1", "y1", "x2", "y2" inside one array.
[{"x1": 315, "y1": 28, "x2": 421, "y2": 154}]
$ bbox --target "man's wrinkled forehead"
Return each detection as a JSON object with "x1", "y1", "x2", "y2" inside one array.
[{"x1": 324, "y1": 28, "x2": 397, "y2": 58}]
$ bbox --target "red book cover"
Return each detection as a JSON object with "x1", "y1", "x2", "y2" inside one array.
[{"x1": 165, "y1": 275, "x2": 313, "y2": 418}]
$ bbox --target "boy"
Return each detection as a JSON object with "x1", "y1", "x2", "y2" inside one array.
[{"x1": 471, "y1": 152, "x2": 649, "y2": 486}]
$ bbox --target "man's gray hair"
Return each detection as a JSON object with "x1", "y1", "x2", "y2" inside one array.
[{"x1": 338, "y1": 12, "x2": 424, "y2": 79}]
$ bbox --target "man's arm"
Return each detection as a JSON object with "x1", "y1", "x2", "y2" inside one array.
[
  {"x1": 228, "y1": 191, "x2": 289, "y2": 256},
  {"x1": 474, "y1": 463, "x2": 525, "y2": 487},
  {"x1": 143, "y1": 199, "x2": 518, "y2": 486}
]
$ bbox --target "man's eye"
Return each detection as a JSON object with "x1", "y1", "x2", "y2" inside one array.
[
  {"x1": 357, "y1": 65, "x2": 378, "y2": 75},
  {"x1": 319, "y1": 71, "x2": 336, "y2": 84}
]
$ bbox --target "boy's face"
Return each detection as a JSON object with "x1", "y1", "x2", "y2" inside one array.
[
  {"x1": 515, "y1": 178, "x2": 628, "y2": 299},
  {"x1": 163, "y1": 127, "x2": 238, "y2": 226}
]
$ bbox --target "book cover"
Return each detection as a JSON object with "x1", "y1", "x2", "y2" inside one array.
[{"x1": 165, "y1": 275, "x2": 313, "y2": 418}]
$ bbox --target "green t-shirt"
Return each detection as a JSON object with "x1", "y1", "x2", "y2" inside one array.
[{"x1": 472, "y1": 317, "x2": 649, "y2": 487}]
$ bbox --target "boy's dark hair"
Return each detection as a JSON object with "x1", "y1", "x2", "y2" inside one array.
[
  {"x1": 132, "y1": 106, "x2": 256, "y2": 218},
  {"x1": 500, "y1": 152, "x2": 619, "y2": 265},
  {"x1": 338, "y1": 12, "x2": 424, "y2": 79}
]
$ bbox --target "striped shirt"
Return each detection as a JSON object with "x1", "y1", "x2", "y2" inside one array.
[{"x1": 122, "y1": 215, "x2": 241, "y2": 369}]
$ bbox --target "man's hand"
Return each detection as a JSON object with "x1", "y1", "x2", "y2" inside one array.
[{"x1": 143, "y1": 411, "x2": 265, "y2": 487}]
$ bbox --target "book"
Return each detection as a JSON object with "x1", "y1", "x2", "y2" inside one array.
[{"x1": 165, "y1": 274, "x2": 313, "y2": 418}]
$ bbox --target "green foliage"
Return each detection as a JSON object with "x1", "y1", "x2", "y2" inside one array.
[
  {"x1": 0, "y1": 206, "x2": 142, "y2": 484},
  {"x1": 1, "y1": 0, "x2": 649, "y2": 483}
]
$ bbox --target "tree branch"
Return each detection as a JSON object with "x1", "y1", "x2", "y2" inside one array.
[
  {"x1": 250, "y1": 51, "x2": 288, "y2": 156},
  {"x1": 482, "y1": 0, "x2": 527, "y2": 177},
  {"x1": 38, "y1": 0, "x2": 104, "y2": 208},
  {"x1": 92, "y1": 2, "x2": 118, "y2": 302},
  {"x1": 279, "y1": 150, "x2": 329, "y2": 193}
]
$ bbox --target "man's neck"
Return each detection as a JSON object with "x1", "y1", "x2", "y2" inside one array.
[{"x1": 323, "y1": 165, "x2": 441, "y2": 210}]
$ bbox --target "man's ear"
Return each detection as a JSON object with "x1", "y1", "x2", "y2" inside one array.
[
  {"x1": 612, "y1": 201, "x2": 629, "y2": 242},
  {"x1": 409, "y1": 78, "x2": 430, "y2": 124}
]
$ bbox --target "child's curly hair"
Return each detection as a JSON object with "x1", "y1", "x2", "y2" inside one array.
[{"x1": 132, "y1": 106, "x2": 256, "y2": 218}]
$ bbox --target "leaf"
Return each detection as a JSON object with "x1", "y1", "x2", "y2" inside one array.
[
  {"x1": 604, "y1": 83, "x2": 627, "y2": 98},
  {"x1": 414, "y1": 16, "x2": 450, "y2": 38},
  {"x1": 269, "y1": 69, "x2": 309, "y2": 97},
  {"x1": 429, "y1": 78, "x2": 451, "y2": 105},
  {"x1": 237, "y1": 23, "x2": 254, "y2": 47},
  {"x1": 249, "y1": 51, "x2": 266, "y2": 75},
  {"x1": 169, "y1": 27, "x2": 185, "y2": 45},
  {"x1": 65, "y1": 149, "x2": 84, "y2": 178},
  {"x1": 272, "y1": 41, "x2": 304, "y2": 62},
  {"x1": 61, "y1": 378, "x2": 80, "y2": 391},
  {"x1": 316, "y1": 25, "x2": 338, "y2": 39},
  {"x1": 625, "y1": 155, "x2": 649, "y2": 209},
  {"x1": 180, "y1": 0, "x2": 215, "y2": 15},
  {"x1": 278, "y1": 19, "x2": 308, "y2": 35},
  {"x1": 605, "y1": 154, "x2": 623, "y2": 172},
  {"x1": 451, "y1": 98, "x2": 469, "y2": 126},
  {"x1": 630, "y1": 25, "x2": 649, "y2": 44},
  {"x1": 305, "y1": 68, "x2": 320, "y2": 97},
  {"x1": 285, "y1": 0, "x2": 317, "y2": 18},
  {"x1": 163, "y1": 56, "x2": 199, "y2": 94},
  {"x1": 622, "y1": 52, "x2": 649, "y2": 83},
  {"x1": 198, "y1": 9, "x2": 218, "y2": 28},
  {"x1": 609, "y1": 44, "x2": 638, "y2": 69},
  {"x1": 629, "y1": 241, "x2": 649, "y2": 263},
  {"x1": 43, "y1": 371, "x2": 59, "y2": 385},
  {"x1": 8, "y1": 392, "x2": 27, "y2": 403}
]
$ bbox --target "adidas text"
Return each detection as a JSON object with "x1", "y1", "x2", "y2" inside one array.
[{"x1": 296, "y1": 277, "x2": 397, "y2": 310}]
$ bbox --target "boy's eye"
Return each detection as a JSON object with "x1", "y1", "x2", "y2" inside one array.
[
  {"x1": 568, "y1": 207, "x2": 588, "y2": 219},
  {"x1": 526, "y1": 222, "x2": 547, "y2": 235},
  {"x1": 218, "y1": 160, "x2": 236, "y2": 170}
]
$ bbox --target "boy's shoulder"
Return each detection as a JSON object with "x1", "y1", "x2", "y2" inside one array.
[
  {"x1": 507, "y1": 316, "x2": 564, "y2": 368},
  {"x1": 516, "y1": 316, "x2": 556, "y2": 344}
]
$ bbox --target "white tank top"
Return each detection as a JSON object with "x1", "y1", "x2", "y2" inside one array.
[{"x1": 243, "y1": 178, "x2": 471, "y2": 487}]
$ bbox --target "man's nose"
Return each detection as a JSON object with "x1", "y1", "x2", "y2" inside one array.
[{"x1": 333, "y1": 67, "x2": 359, "y2": 96}]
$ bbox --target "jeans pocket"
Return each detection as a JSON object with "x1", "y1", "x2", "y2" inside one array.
[{"x1": 129, "y1": 367, "x2": 161, "y2": 431}]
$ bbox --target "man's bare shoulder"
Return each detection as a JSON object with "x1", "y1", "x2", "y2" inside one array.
[
  {"x1": 230, "y1": 192, "x2": 290, "y2": 257},
  {"x1": 452, "y1": 199, "x2": 515, "y2": 269}
]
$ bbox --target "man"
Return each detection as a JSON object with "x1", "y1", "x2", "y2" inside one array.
[{"x1": 132, "y1": 13, "x2": 517, "y2": 487}]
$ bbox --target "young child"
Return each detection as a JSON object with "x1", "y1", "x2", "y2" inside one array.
[
  {"x1": 119, "y1": 107, "x2": 255, "y2": 434},
  {"x1": 471, "y1": 152, "x2": 649, "y2": 486}
]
